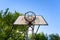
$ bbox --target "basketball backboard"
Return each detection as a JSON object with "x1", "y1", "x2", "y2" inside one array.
[{"x1": 13, "y1": 16, "x2": 48, "y2": 25}]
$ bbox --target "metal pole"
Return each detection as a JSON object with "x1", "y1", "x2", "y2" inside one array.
[
  {"x1": 25, "y1": 27, "x2": 29, "y2": 40},
  {"x1": 32, "y1": 25, "x2": 34, "y2": 40},
  {"x1": 36, "y1": 25, "x2": 40, "y2": 34}
]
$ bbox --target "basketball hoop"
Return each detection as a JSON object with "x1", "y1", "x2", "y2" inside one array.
[
  {"x1": 13, "y1": 11, "x2": 48, "y2": 40},
  {"x1": 24, "y1": 11, "x2": 36, "y2": 26}
]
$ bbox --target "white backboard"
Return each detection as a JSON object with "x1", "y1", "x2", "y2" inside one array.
[{"x1": 13, "y1": 16, "x2": 48, "y2": 25}]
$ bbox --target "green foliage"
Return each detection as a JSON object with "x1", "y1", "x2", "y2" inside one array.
[
  {"x1": 30, "y1": 32, "x2": 48, "y2": 40},
  {"x1": 49, "y1": 34, "x2": 60, "y2": 40},
  {"x1": 34, "y1": 33, "x2": 48, "y2": 40},
  {"x1": 29, "y1": 33, "x2": 60, "y2": 40},
  {"x1": 0, "y1": 8, "x2": 26, "y2": 40}
]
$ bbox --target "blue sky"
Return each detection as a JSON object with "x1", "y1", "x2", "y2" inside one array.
[{"x1": 0, "y1": 0, "x2": 60, "y2": 35}]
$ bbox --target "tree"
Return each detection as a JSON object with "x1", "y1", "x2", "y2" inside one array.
[
  {"x1": 30, "y1": 32, "x2": 48, "y2": 40},
  {"x1": 49, "y1": 34, "x2": 60, "y2": 40},
  {"x1": 0, "y1": 8, "x2": 27, "y2": 40}
]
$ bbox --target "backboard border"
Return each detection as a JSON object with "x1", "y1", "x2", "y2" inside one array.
[{"x1": 13, "y1": 15, "x2": 48, "y2": 26}]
